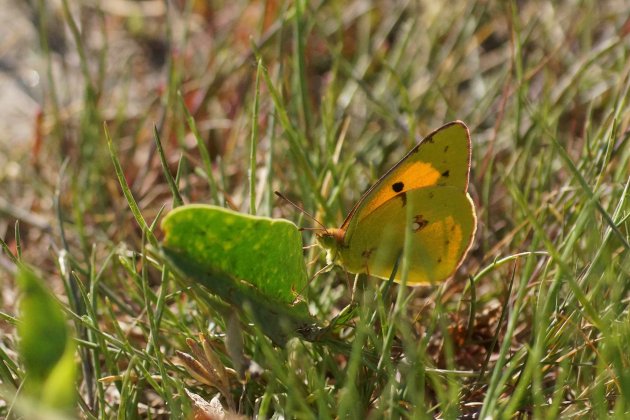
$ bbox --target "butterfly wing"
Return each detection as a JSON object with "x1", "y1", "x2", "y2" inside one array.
[
  {"x1": 337, "y1": 186, "x2": 476, "y2": 285},
  {"x1": 341, "y1": 121, "x2": 471, "y2": 236}
]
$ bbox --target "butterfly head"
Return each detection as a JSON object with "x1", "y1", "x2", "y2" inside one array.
[{"x1": 316, "y1": 228, "x2": 345, "y2": 265}]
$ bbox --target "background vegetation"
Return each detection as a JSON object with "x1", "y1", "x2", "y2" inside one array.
[{"x1": 0, "y1": 0, "x2": 629, "y2": 418}]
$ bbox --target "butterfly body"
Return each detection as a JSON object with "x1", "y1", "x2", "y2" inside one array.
[{"x1": 317, "y1": 121, "x2": 476, "y2": 285}]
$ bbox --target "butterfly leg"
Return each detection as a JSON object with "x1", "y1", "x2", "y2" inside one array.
[
  {"x1": 293, "y1": 263, "x2": 335, "y2": 303},
  {"x1": 350, "y1": 273, "x2": 359, "y2": 303},
  {"x1": 310, "y1": 263, "x2": 333, "y2": 279},
  {"x1": 306, "y1": 253, "x2": 323, "y2": 267}
]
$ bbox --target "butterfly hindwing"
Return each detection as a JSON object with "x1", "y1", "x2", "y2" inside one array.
[{"x1": 338, "y1": 186, "x2": 476, "y2": 284}]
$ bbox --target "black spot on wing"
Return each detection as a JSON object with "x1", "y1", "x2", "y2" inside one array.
[
  {"x1": 392, "y1": 181, "x2": 404, "y2": 192},
  {"x1": 442, "y1": 170, "x2": 450, "y2": 177}
]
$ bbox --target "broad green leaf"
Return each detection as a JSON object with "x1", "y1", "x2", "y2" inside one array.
[
  {"x1": 160, "y1": 204, "x2": 320, "y2": 345},
  {"x1": 16, "y1": 266, "x2": 76, "y2": 410},
  {"x1": 161, "y1": 204, "x2": 308, "y2": 304},
  {"x1": 41, "y1": 343, "x2": 77, "y2": 410}
]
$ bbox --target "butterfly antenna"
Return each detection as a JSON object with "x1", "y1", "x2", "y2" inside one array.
[{"x1": 274, "y1": 191, "x2": 327, "y2": 231}]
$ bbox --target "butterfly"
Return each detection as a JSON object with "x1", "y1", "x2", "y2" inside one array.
[{"x1": 317, "y1": 121, "x2": 477, "y2": 285}]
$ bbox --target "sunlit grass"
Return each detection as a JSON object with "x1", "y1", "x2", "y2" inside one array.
[{"x1": 0, "y1": 0, "x2": 629, "y2": 418}]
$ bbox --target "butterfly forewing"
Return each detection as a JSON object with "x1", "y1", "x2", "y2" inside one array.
[{"x1": 341, "y1": 121, "x2": 471, "y2": 235}]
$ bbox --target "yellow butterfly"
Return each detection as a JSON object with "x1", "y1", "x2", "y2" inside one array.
[{"x1": 317, "y1": 121, "x2": 476, "y2": 285}]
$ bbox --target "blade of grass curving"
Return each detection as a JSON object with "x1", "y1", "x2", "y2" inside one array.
[
  {"x1": 14, "y1": 221, "x2": 21, "y2": 261},
  {"x1": 336, "y1": 306, "x2": 371, "y2": 418},
  {"x1": 60, "y1": 0, "x2": 94, "y2": 94},
  {"x1": 153, "y1": 126, "x2": 184, "y2": 208},
  {"x1": 257, "y1": 57, "x2": 318, "y2": 191},
  {"x1": 293, "y1": 0, "x2": 312, "y2": 134},
  {"x1": 104, "y1": 123, "x2": 157, "y2": 247},
  {"x1": 86, "y1": 249, "x2": 112, "y2": 418},
  {"x1": 36, "y1": 0, "x2": 62, "y2": 142},
  {"x1": 577, "y1": 176, "x2": 630, "y2": 292},
  {"x1": 0, "y1": 236, "x2": 18, "y2": 266},
  {"x1": 117, "y1": 355, "x2": 139, "y2": 419},
  {"x1": 245, "y1": 316, "x2": 315, "y2": 419},
  {"x1": 140, "y1": 245, "x2": 177, "y2": 415},
  {"x1": 69, "y1": 266, "x2": 98, "y2": 411},
  {"x1": 479, "y1": 242, "x2": 541, "y2": 417},
  {"x1": 180, "y1": 92, "x2": 220, "y2": 205},
  {"x1": 0, "y1": 343, "x2": 18, "y2": 389},
  {"x1": 511, "y1": 182, "x2": 602, "y2": 328},
  {"x1": 249, "y1": 58, "x2": 262, "y2": 215},
  {"x1": 476, "y1": 265, "x2": 516, "y2": 383},
  {"x1": 547, "y1": 127, "x2": 630, "y2": 250},
  {"x1": 498, "y1": 181, "x2": 607, "y2": 417}
]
